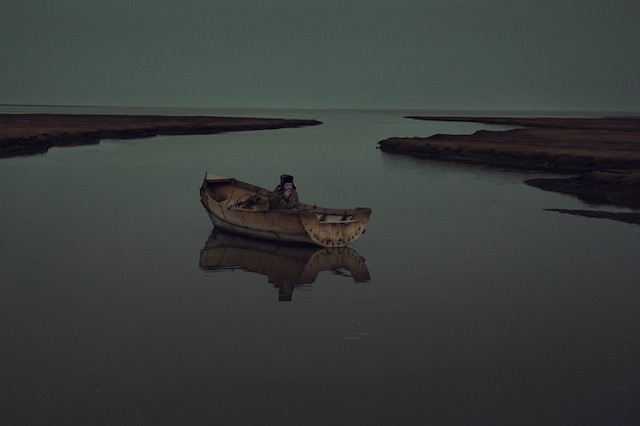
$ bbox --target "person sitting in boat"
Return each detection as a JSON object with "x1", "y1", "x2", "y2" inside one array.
[{"x1": 269, "y1": 174, "x2": 300, "y2": 209}]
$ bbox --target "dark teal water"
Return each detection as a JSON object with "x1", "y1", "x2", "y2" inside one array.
[{"x1": 1, "y1": 107, "x2": 639, "y2": 425}]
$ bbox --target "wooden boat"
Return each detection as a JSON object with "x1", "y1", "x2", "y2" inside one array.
[{"x1": 199, "y1": 172, "x2": 372, "y2": 247}]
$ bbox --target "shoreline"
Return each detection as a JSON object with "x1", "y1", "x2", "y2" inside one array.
[
  {"x1": 379, "y1": 116, "x2": 640, "y2": 220},
  {"x1": 0, "y1": 113, "x2": 322, "y2": 158},
  {"x1": 379, "y1": 116, "x2": 640, "y2": 173},
  {"x1": 3, "y1": 112, "x2": 639, "y2": 222}
]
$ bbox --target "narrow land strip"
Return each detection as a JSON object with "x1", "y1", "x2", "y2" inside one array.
[
  {"x1": 0, "y1": 114, "x2": 322, "y2": 158},
  {"x1": 378, "y1": 116, "x2": 640, "y2": 219}
]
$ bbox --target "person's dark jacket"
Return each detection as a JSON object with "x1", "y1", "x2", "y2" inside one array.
[{"x1": 269, "y1": 186, "x2": 300, "y2": 209}]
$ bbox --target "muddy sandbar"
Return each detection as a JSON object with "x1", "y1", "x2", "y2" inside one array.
[
  {"x1": 0, "y1": 113, "x2": 321, "y2": 158},
  {"x1": 379, "y1": 116, "x2": 640, "y2": 218}
]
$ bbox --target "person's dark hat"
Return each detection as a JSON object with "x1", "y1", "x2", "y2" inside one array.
[
  {"x1": 280, "y1": 174, "x2": 294, "y2": 184},
  {"x1": 278, "y1": 174, "x2": 296, "y2": 189}
]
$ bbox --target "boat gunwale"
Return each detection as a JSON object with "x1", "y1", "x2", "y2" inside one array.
[{"x1": 202, "y1": 176, "x2": 368, "y2": 216}]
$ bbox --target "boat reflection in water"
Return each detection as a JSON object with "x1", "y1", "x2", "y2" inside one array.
[{"x1": 199, "y1": 230, "x2": 371, "y2": 301}]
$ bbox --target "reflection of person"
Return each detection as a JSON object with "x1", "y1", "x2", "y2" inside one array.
[
  {"x1": 269, "y1": 174, "x2": 300, "y2": 209},
  {"x1": 277, "y1": 283, "x2": 294, "y2": 302}
]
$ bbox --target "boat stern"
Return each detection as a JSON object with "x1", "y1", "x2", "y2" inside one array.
[{"x1": 299, "y1": 208, "x2": 371, "y2": 247}]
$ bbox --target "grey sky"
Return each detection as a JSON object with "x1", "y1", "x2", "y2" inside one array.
[{"x1": 3, "y1": 0, "x2": 639, "y2": 111}]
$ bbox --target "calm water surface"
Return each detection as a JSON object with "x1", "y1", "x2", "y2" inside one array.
[{"x1": 1, "y1": 107, "x2": 639, "y2": 425}]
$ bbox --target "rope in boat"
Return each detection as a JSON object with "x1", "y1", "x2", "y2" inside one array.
[
  {"x1": 232, "y1": 193, "x2": 259, "y2": 208},
  {"x1": 223, "y1": 179, "x2": 262, "y2": 209}
]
